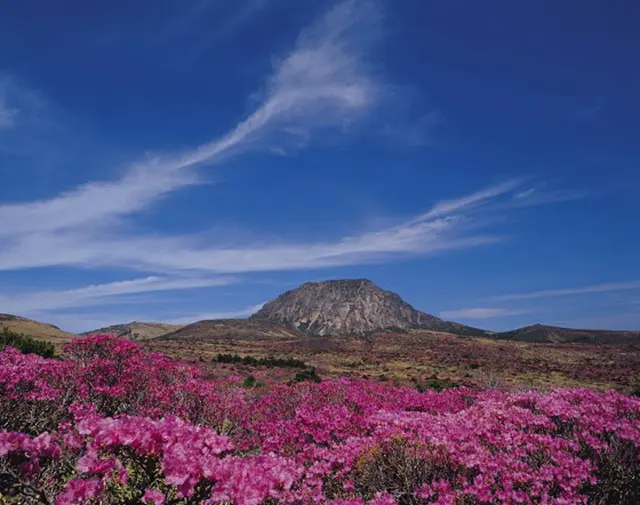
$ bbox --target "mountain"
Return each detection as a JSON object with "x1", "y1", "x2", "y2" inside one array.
[
  {"x1": 251, "y1": 279, "x2": 489, "y2": 337},
  {"x1": 492, "y1": 324, "x2": 640, "y2": 345},
  {"x1": 83, "y1": 321, "x2": 184, "y2": 341},
  {"x1": 0, "y1": 314, "x2": 76, "y2": 343}
]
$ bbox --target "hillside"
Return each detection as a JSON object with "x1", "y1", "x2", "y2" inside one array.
[
  {"x1": 493, "y1": 324, "x2": 640, "y2": 345},
  {"x1": 251, "y1": 279, "x2": 489, "y2": 337},
  {"x1": 159, "y1": 318, "x2": 304, "y2": 342},
  {"x1": 147, "y1": 326, "x2": 640, "y2": 392},
  {"x1": 83, "y1": 321, "x2": 183, "y2": 340},
  {"x1": 0, "y1": 313, "x2": 76, "y2": 343}
]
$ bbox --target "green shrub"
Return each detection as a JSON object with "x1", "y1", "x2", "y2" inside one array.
[
  {"x1": 242, "y1": 376, "x2": 262, "y2": 388},
  {"x1": 413, "y1": 377, "x2": 460, "y2": 393},
  {"x1": 214, "y1": 353, "x2": 307, "y2": 369},
  {"x1": 290, "y1": 367, "x2": 321, "y2": 384},
  {"x1": 0, "y1": 326, "x2": 55, "y2": 358}
]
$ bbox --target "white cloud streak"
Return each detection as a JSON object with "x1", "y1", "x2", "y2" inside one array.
[
  {"x1": 0, "y1": 1, "x2": 529, "y2": 280},
  {"x1": 0, "y1": 180, "x2": 517, "y2": 273},
  {"x1": 0, "y1": 0, "x2": 379, "y2": 239},
  {"x1": 0, "y1": 276, "x2": 235, "y2": 315},
  {"x1": 495, "y1": 280, "x2": 640, "y2": 301},
  {"x1": 440, "y1": 307, "x2": 529, "y2": 319},
  {"x1": 164, "y1": 303, "x2": 265, "y2": 325},
  {"x1": 30, "y1": 302, "x2": 265, "y2": 334}
]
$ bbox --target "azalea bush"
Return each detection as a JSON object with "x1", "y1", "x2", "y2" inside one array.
[{"x1": 1, "y1": 335, "x2": 639, "y2": 504}]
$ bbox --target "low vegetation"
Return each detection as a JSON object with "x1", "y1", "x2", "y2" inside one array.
[
  {"x1": 1, "y1": 334, "x2": 639, "y2": 504},
  {"x1": 290, "y1": 367, "x2": 321, "y2": 384},
  {"x1": 0, "y1": 326, "x2": 55, "y2": 358},
  {"x1": 214, "y1": 353, "x2": 307, "y2": 369},
  {"x1": 148, "y1": 330, "x2": 640, "y2": 393}
]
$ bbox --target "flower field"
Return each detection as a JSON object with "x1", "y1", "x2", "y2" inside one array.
[{"x1": 1, "y1": 335, "x2": 639, "y2": 505}]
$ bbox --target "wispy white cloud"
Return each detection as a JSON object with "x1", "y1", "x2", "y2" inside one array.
[
  {"x1": 164, "y1": 303, "x2": 265, "y2": 325},
  {"x1": 440, "y1": 307, "x2": 530, "y2": 319},
  {"x1": 508, "y1": 188, "x2": 588, "y2": 207},
  {"x1": 495, "y1": 280, "x2": 640, "y2": 301},
  {"x1": 0, "y1": 276, "x2": 235, "y2": 315},
  {"x1": 413, "y1": 179, "x2": 523, "y2": 222},
  {"x1": 0, "y1": 0, "x2": 512, "y2": 278},
  {"x1": 0, "y1": 162, "x2": 200, "y2": 237},
  {"x1": 0, "y1": 0, "x2": 379, "y2": 239},
  {"x1": 31, "y1": 301, "x2": 265, "y2": 333},
  {"x1": 514, "y1": 188, "x2": 536, "y2": 199},
  {"x1": 0, "y1": 179, "x2": 519, "y2": 273}
]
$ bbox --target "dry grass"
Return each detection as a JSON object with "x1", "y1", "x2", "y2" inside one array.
[
  {"x1": 0, "y1": 314, "x2": 75, "y2": 344},
  {"x1": 145, "y1": 324, "x2": 640, "y2": 393},
  {"x1": 81, "y1": 321, "x2": 184, "y2": 340}
]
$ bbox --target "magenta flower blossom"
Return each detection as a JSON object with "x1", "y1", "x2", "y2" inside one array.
[
  {"x1": 142, "y1": 489, "x2": 166, "y2": 505},
  {"x1": 1, "y1": 335, "x2": 639, "y2": 505}
]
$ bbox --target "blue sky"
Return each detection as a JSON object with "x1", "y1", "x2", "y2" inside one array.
[{"x1": 1, "y1": 0, "x2": 639, "y2": 333}]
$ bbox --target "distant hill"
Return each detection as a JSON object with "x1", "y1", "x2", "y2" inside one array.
[
  {"x1": 251, "y1": 279, "x2": 489, "y2": 337},
  {"x1": 159, "y1": 318, "x2": 303, "y2": 342},
  {"x1": 0, "y1": 313, "x2": 76, "y2": 343},
  {"x1": 82, "y1": 321, "x2": 183, "y2": 341},
  {"x1": 492, "y1": 324, "x2": 640, "y2": 345}
]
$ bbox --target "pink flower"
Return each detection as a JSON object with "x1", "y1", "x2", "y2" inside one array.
[
  {"x1": 370, "y1": 492, "x2": 397, "y2": 505},
  {"x1": 142, "y1": 489, "x2": 166, "y2": 505},
  {"x1": 55, "y1": 478, "x2": 103, "y2": 505}
]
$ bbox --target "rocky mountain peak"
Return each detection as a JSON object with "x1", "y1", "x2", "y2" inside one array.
[{"x1": 251, "y1": 279, "x2": 487, "y2": 337}]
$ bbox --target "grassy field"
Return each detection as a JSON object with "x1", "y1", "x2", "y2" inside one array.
[
  {"x1": 146, "y1": 327, "x2": 640, "y2": 393},
  {"x1": 0, "y1": 314, "x2": 75, "y2": 344}
]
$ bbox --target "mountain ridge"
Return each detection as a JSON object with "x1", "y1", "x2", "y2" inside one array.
[
  {"x1": 493, "y1": 323, "x2": 640, "y2": 345},
  {"x1": 0, "y1": 313, "x2": 76, "y2": 343},
  {"x1": 251, "y1": 278, "x2": 490, "y2": 337},
  {"x1": 81, "y1": 321, "x2": 184, "y2": 341}
]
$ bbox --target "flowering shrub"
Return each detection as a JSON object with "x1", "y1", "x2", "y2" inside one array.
[{"x1": 1, "y1": 335, "x2": 639, "y2": 504}]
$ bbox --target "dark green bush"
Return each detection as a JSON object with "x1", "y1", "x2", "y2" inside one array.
[
  {"x1": 290, "y1": 367, "x2": 321, "y2": 384},
  {"x1": 413, "y1": 377, "x2": 460, "y2": 393},
  {"x1": 214, "y1": 353, "x2": 307, "y2": 369},
  {"x1": 242, "y1": 376, "x2": 262, "y2": 388},
  {"x1": 0, "y1": 326, "x2": 55, "y2": 358}
]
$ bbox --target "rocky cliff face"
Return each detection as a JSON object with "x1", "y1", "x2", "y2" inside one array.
[{"x1": 251, "y1": 279, "x2": 488, "y2": 337}]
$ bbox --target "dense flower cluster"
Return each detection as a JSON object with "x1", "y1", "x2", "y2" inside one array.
[{"x1": 1, "y1": 335, "x2": 639, "y2": 504}]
